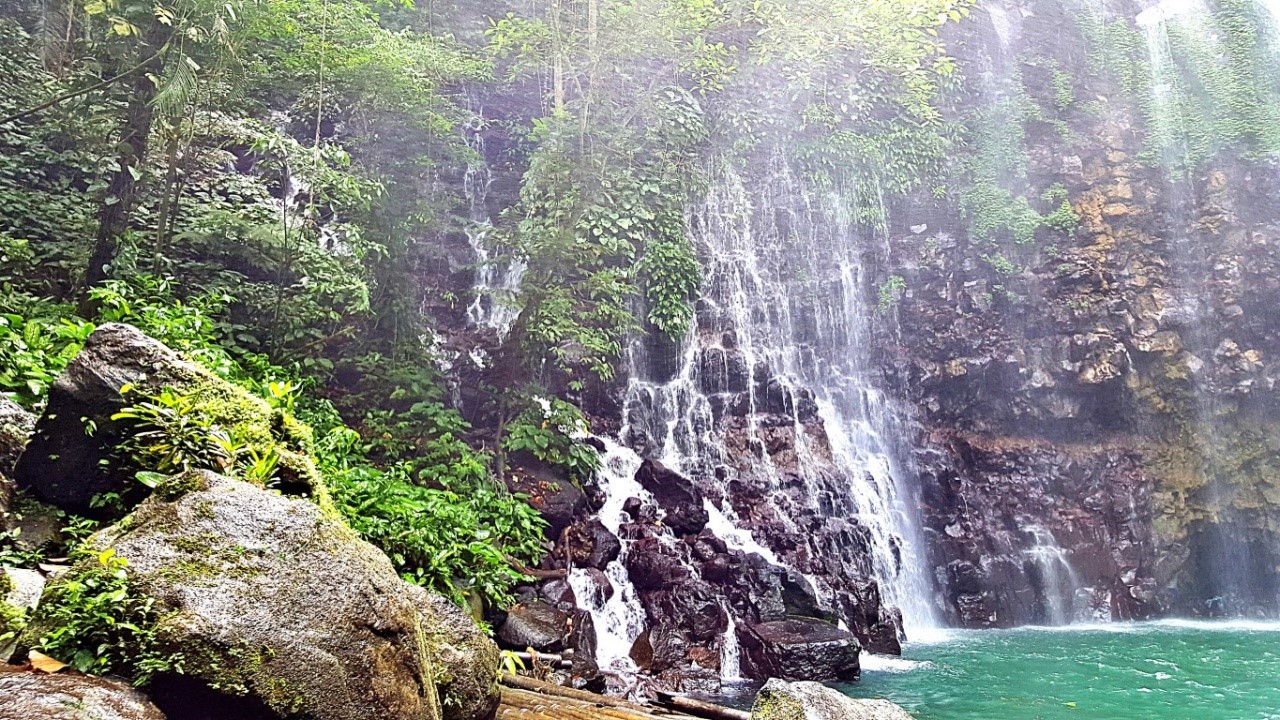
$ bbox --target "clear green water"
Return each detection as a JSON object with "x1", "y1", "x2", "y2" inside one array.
[{"x1": 840, "y1": 621, "x2": 1280, "y2": 720}]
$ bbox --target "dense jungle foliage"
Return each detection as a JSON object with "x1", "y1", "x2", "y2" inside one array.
[{"x1": 0, "y1": 0, "x2": 978, "y2": 630}]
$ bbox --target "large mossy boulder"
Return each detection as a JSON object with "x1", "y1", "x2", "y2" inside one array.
[
  {"x1": 0, "y1": 666, "x2": 167, "y2": 720},
  {"x1": 405, "y1": 584, "x2": 502, "y2": 720},
  {"x1": 751, "y1": 679, "x2": 914, "y2": 720},
  {"x1": 12, "y1": 323, "x2": 320, "y2": 515},
  {"x1": 25, "y1": 470, "x2": 497, "y2": 720}
]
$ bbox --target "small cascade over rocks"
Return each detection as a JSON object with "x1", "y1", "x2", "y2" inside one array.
[
  {"x1": 1022, "y1": 525, "x2": 1084, "y2": 626},
  {"x1": 565, "y1": 439, "x2": 649, "y2": 677},
  {"x1": 568, "y1": 151, "x2": 940, "y2": 686},
  {"x1": 462, "y1": 102, "x2": 524, "y2": 336}
]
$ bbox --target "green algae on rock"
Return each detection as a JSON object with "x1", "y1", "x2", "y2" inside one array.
[
  {"x1": 13, "y1": 323, "x2": 330, "y2": 516},
  {"x1": 21, "y1": 469, "x2": 498, "y2": 720}
]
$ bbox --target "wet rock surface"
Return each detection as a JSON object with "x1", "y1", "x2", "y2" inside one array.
[
  {"x1": 498, "y1": 601, "x2": 571, "y2": 652},
  {"x1": 739, "y1": 618, "x2": 861, "y2": 682},
  {"x1": 0, "y1": 667, "x2": 168, "y2": 720}
]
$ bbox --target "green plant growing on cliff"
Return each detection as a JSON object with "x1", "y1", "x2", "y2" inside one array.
[
  {"x1": 112, "y1": 387, "x2": 237, "y2": 478},
  {"x1": 501, "y1": 397, "x2": 601, "y2": 482},
  {"x1": 27, "y1": 548, "x2": 180, "y2": 684},
  {"x1": 878, "y1": 275, "x2": 908, "y2": 314},
  {"x1": 1040, "y1": 184, "x2": 1080, "y2": 235}
]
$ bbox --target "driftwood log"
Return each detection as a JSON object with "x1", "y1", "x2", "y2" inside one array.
[
  {"x1": 497, "y1": 675, "x2": 750, "y2": 720},
  {"x1": 655, "y1": 692, "x2": 752, "y2": 720}
]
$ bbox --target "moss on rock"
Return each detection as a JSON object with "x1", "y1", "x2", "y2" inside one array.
[{"x1": 13, "y1": 323, "x2": 330, "y2": 516}]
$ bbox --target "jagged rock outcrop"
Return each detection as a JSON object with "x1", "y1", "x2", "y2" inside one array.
[
  {"x1": 13, "y1": 324, "x2": 323, "y2": 516},
  {"x1": 0, "y1": 667, "x2": 168, "y2": 720},
  {"x1": 21, "y1": 470, "x2": 498, "y2": 720}
]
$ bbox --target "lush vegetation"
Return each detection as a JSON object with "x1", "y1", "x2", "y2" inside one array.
[{"x1": 0, "y1": 0, "x2": 989, "y2": 631}]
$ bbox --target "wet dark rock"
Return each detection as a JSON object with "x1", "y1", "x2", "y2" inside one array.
[
  {"x1": 0, "y1": 398, "x2": 34, "y2": 478},
  {"x1": 571, "y1": 567, "x2": 614, "y2": 606},
  {"x1": 0, "y1": 667, "x2": 167, "y2": 720},
  {"x1": 635, "y1": 460, "x2": 708, "y2": 535},
  {"x1": 699, "y1": 347, "x2": 750, "y2": 394},
  {"x1": 739, "y1": 617, "x2": 861, "y2": 682},
  {"x1": 622, "y1": 497, "x2": 643, "y2": 519},
  {"x1": 559, "y1": 518, "x2": 621, "y2": 570},
  {"x1": 539, "y1": 578, "x2": 578, "y2": 609},
  {"x1": 498, "y1": 601, "x2": 571, "y2": 652},
  {"x1": 624, "y1": 535, "x2": 692, "y2": 589}
]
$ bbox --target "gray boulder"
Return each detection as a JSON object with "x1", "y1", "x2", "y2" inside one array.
[
  {"x1": 405, "y1": 583, "x2": 502, "y2": 720},
  {"x1": 0, "y1": 667, "x2": 167, "y2": 720},
  {"x1": 29, "y1": 470, "x2": 489, "y2": 720},
  {"x1": 751, "y1": 679, "x2": 914, "y2": 720},
  {"x1": 13, "y1": 323, "x2": 320, "y2": 516}
]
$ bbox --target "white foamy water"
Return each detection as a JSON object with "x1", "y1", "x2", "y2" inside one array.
[
  {"x1": 860, "y1": 654, "x2": 937, "y2": 674},
  {"x1": 565, "y1": 439, "x2": 650, "y2": 674}
]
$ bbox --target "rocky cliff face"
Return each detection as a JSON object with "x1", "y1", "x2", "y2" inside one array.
[{"x1": 875, "y1": 0, "x2": 1280, "y2": 625}]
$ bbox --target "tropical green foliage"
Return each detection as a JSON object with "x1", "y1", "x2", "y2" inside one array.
[
  {"x1": 27, "y1": 548, "x2": 179, "y2": 684},
  {"x1": 502, "y1": 397, "x2": 601, "y2": 481}
]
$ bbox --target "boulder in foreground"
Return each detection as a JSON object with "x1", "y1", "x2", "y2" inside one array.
[
  {"x1": 751, "y1": 678, "x2": 914, "y2": 720},
  {"x1": 22, "y1": 470, "x2": 497, "y2": 720},
  {"x1": 0, "y1": 666, "x2": 167, "y2": 720}
]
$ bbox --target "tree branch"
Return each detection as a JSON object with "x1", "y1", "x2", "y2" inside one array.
[{"x1": 0, "y1": 50, "x2": 165, "y2": 127}]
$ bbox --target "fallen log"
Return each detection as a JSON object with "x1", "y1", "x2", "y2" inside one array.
[
  {"x1": 500, "y1": 673, "x2": 639, "y2": 709},
  {"x1": 507, "y1": 651, "x2": 572, "y2": 670},
  {"x1": 655, "y1": 692, "x2": 752, "y2": 720}
]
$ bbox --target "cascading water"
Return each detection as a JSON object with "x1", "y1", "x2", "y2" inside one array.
[
  {"x1": 565, "y1": 439, "x2": 649, "y2": 675},
  {"x1": 462, "y1": 110, "x2": 524, "y2": 335},
  {"x1": 606, "y1": 151, "x2": 939, "y2": 665},
  {"x1": 1022, "y1": 525, "x2": 1083, "y2": 626}
]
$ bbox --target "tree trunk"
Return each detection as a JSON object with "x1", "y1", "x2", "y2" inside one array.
[
  {"x1": 84, "y1": 33, "x2": 169, "y2": 290},
  {"x1": 550, "y1": 0, "x2": 565, "y2": 112}
]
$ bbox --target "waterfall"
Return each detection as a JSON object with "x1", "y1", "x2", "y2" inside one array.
[
  {"x1": 1022, "y1": 526, "x2": 1082, "y2": 626},
  {"x1": 610, "y1": 153, "x2": 938, "y2": 655},
  {"x1": 565, "y1": 439, "x2": 649, "y2": 674},
  {"x1": 462, "y1": 110, "x2": 524, "y2": 335}
]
